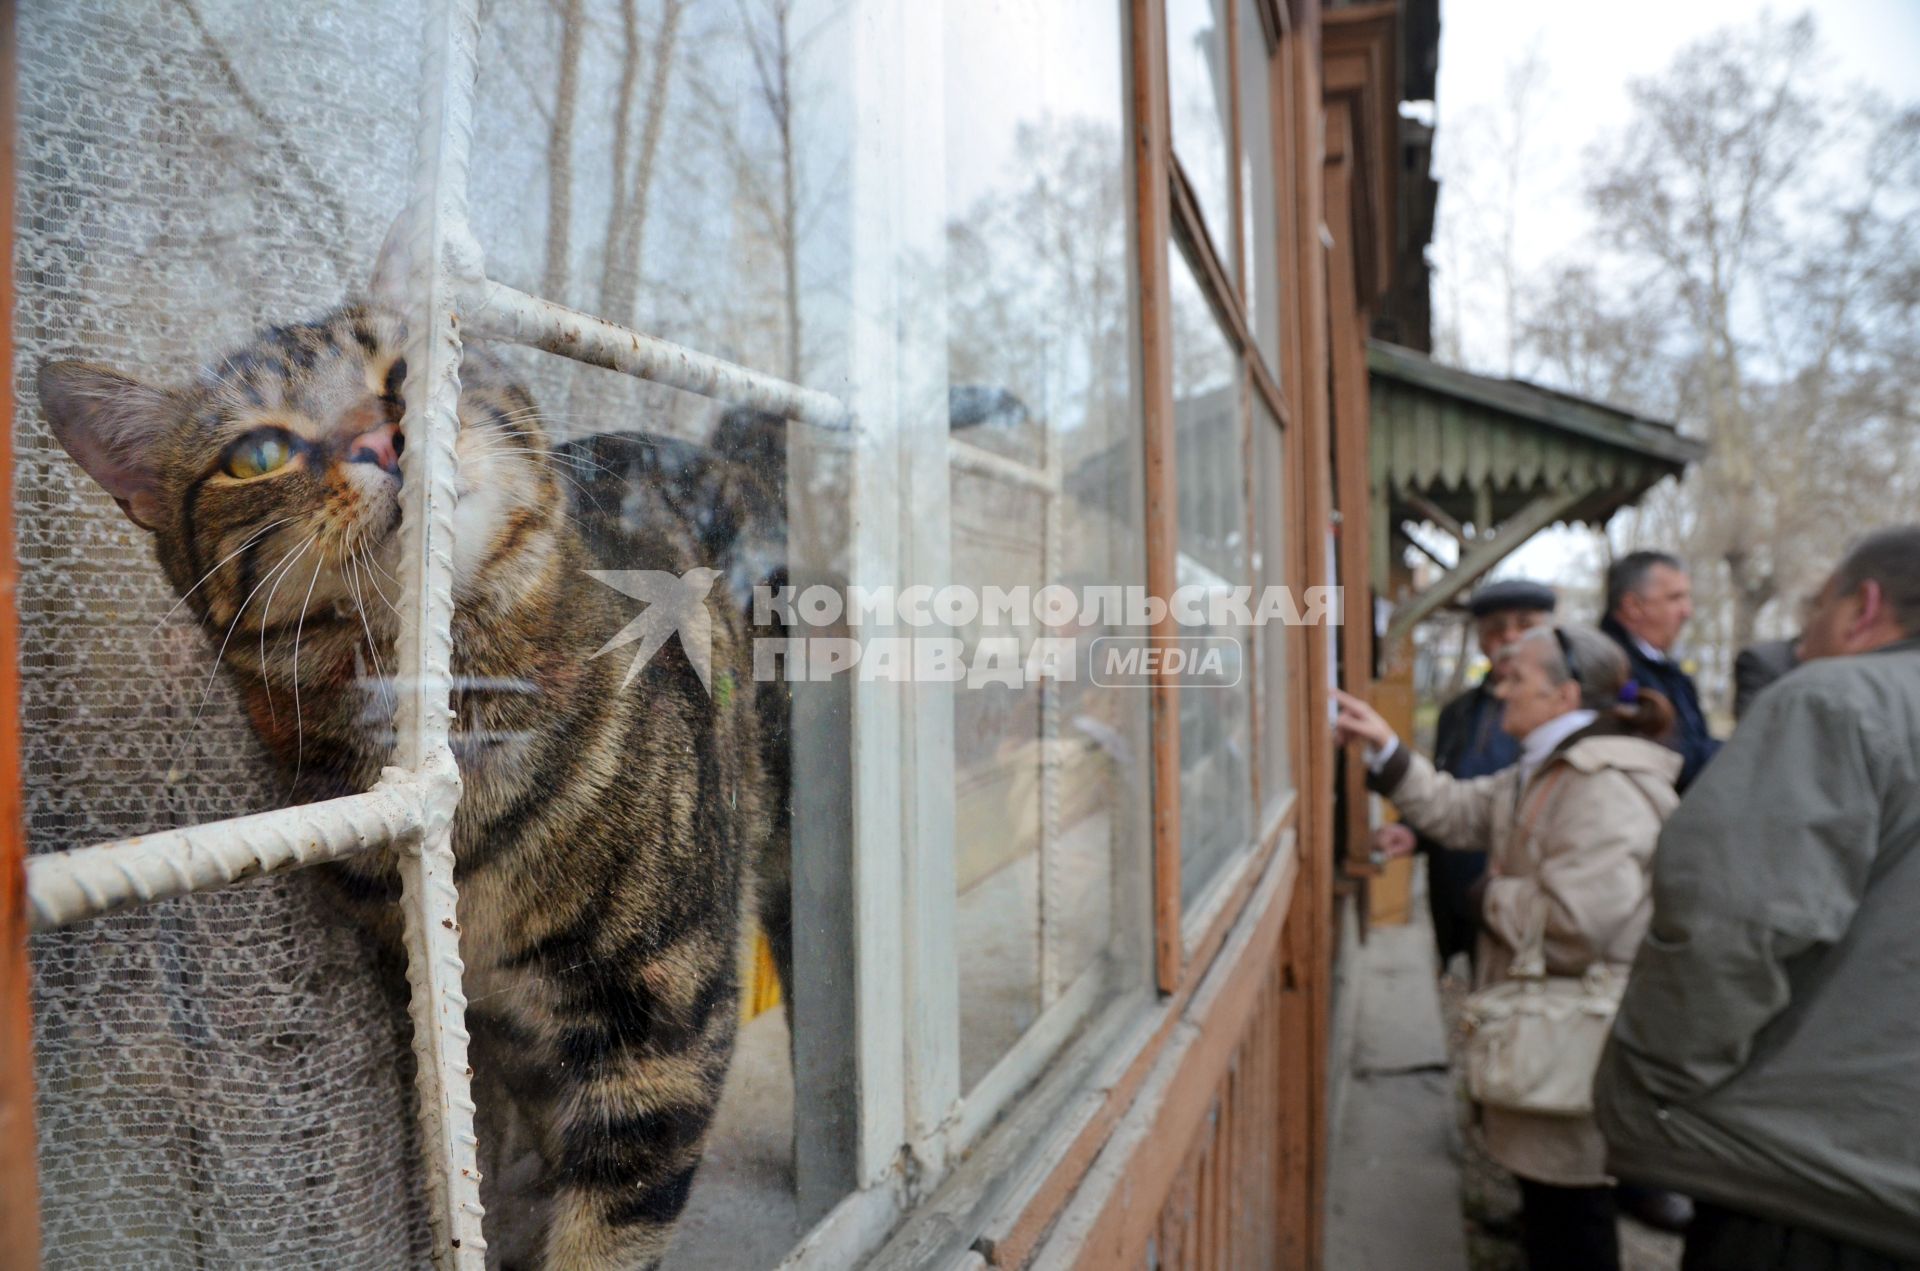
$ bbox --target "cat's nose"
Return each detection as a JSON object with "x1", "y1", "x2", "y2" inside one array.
[{"x1": 347, "y1": 423, "x2": 404, "y2": 477}]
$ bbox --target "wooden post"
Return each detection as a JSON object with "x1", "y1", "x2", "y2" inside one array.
[
  {"x1": 1274, "y1": 4, "x2": 1332, "y2": 1263},
  {"x1": 0, "y1": 0, "x2": 42, "y2": 1258},
  {"x1": 1129, "y1": 0, "x2": 1185, "y2": 994}
]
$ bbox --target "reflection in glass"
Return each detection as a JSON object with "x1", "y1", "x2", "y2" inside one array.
[
  {"x1": 1166, "y1": 0, "x2": 1236, "y2": 264},
  {"x1": 945, "y1": 0, "x2": 1149, "y2": 1091},
  {"x1": 471, "y1": 0, "x2": 858, "y2": 1257},
  {"x1": 1170, "y1": 243, "x2": 1257, "y2": 907},
  {"x1": 1238, "y1": 0, "x2": 1284, "y2": 377},
  {"x1": 1253, "y1": 398, "x2": 1293, "y2": 824}
]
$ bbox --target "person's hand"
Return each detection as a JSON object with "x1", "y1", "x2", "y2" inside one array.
[
  {"x1": 1332, "y1": 688, "x2": 1397, "y2": 751},
  {"x1": 1372, "y1": 823, "x2": 1417, "y2": 859}
]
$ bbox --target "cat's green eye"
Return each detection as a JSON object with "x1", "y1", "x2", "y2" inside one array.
[{"x1": 224, "y1": 432, "x2": 295, "y2": 480}]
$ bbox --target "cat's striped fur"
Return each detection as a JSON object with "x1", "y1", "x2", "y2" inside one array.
[{"x1": 38, "y1": 306, "x2": 779, "y2": 1270}]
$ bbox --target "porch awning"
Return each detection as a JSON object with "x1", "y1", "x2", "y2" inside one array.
[{"x1": 1368, "y1": 340, "x2": 1705, "y2": 645}]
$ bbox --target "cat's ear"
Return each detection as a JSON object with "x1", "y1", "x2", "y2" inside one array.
[
  {"x1": 369, "y1": 209, "x2": 414, "y2": 314},
  {"x1": 37, "y1": 361, "x2": 178, "y2": 532}
]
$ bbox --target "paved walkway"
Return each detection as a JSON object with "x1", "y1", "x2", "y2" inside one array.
[{"x1": 1326, "y1": 904, "x2": 1470, "y2": 1271}]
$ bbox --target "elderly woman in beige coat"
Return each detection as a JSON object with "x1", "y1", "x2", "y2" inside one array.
[{"x1": 1334, "y1": 623, "x2": 1681, "y2": 1271}]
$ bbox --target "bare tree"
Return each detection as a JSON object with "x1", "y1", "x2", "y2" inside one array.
[
  {"x1": 680, "y1": 0, "x2": 843, "y2": 385},
  {"x1": 543, "y1": 0, "x2": 585, "y2": 301},
  {"x1": 1430, "y1": 40, "x2": 1546, "y2": 375},
  {"x1": 717, "y1": 0, "x2": 808, "y2": 383},
  {"x1": 744, "y1": 0, "x2": 803, "y2": 382},
  {"x1": 1536, "y1": 14, "x2": 1919, "y2": 659},
  {"x1": 600, "y1": 0, "x2": 688, "y2": 323},
  {"x1": 1491, "y1": 43, "x2": 1543, "y2": 375},
  {"x1": 1518, "y1": 263, "x2": 1686, "y2": 416}
]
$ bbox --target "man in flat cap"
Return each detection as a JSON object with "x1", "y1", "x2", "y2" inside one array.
[{"x1": 1375, "y1": 578, "x2": 1556, "y2": 974}]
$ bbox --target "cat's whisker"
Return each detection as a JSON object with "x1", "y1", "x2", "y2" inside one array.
[
  {"x1": 464, "y1": 433, "x2": 606, "y2": 486},
  {"x1": 172, "y1": 532, "x2": 318, "y2": 768},
  {"x1": 489, "y1": 405, "x2": 669, "y2": 436},
  {"x1": 358, "y1": 546, "x2": 399, "y2": 626},
  {"x1": 459, "y1": 438, "x2": 573, "y2": 489},
  {"x1": 356, "y1": 544, "x2": 400, "y2": 614},
  {"x1": 256, "y1": 524, "x2": 333, "y2": 724},
  {"x1": 152, "y1": 515, "x2": 300, "y2": 633},
  {"x1": 480, "y1": 420, "x2": 660, "y2": 460},
  {"x1": 476, "y1": 449, "x2": 594, "y2": 504},
  {"x1": 288, "y1": 550, "x2": 328, "y2": 787},
  {"x1": 345, "y1": 554, "x2": 394, "y2": 719}
]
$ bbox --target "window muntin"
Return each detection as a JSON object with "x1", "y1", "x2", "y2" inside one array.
[
  {"x1": 1168, "y1": 241, "x2": 1256, "y2": 907},
  {"x1": 1165, "y1": 0, "x2": 1237, "y2": 266}
]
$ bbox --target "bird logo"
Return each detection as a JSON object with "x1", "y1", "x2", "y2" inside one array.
[{"x1": 585, "y1": 567, "x2": 724, "y2": 693}]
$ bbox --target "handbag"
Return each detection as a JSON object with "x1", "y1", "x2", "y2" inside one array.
[{"x1": 1460, "y1": 769, "x2": 1628, "y2": 1117}]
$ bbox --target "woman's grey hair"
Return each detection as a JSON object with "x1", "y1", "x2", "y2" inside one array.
[
  {"x1": 1500, "y1": 622, "x2": 1675, "y2": 739},
  {"x1": 1506, "y1": 623, "x2": 1628, "y2": 709}
]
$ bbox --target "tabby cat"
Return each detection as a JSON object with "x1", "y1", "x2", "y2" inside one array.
[{"x1": 38, "y1": 306, "x2": 782, "y2": 1271}]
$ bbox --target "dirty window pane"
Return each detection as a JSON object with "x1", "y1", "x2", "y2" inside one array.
[
  {"x1": 1170, "y1": 243, "x2": 1257, "y2": 907},
  {"x1": 945, "y1": 0, "x2": 1151, "y2": 1092},
  {"x1": 1166, "y1": 0, "x2": 1237, "y2": 267},
  {"x1": 469, "y1": 1, "x2": 858, "y2": 1262}
]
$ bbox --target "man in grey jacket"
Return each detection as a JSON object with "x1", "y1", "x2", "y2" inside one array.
[{"x1": 1595, "y1": 524, "x2": 1920, "y2": 1270}]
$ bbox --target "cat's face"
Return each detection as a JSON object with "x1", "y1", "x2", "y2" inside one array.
[{"x1": 38, "y1": 306, "x2": 560, "y2": 653}]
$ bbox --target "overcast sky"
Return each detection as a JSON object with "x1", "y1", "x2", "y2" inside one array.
[{"x1": 1428, "y1": 0, "x2": 1920, "y2": 608}]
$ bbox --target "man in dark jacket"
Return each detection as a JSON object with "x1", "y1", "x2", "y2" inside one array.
[
  {"x1": 1732, "y1": 636, "x2": 1798, "y2": 720},
  {"x1": 1601, "y1": 551, "x2": 1720, "y2": 791},
  {"x1": 1385, "y1": 579, "x2": 1554, "y2": 973},
  {"x1": 1596, "y1": 525, "x2": 1920, "y2": 1270}
]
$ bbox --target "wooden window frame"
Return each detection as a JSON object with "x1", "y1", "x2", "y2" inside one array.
[
  {"x1": 1144, "y1": 0, "x2": 1306, "y2": 994},
  {"x1": 877, "y1": 2, "x2": 1336, "y2": 1261},
  {"x1": 991, "y1": 3, "x2": 1339, "y2": 1256}
]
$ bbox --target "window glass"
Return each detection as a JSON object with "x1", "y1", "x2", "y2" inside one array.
[
  {"x1": 1165, "y1": 0, "x2": 1237, "y2": 265},
  {"x1": 1237, "y1": 0, "x2": 1284, "y2": 377},
  {"x1": 1169, "y1": 244, "x2": 1257, "y2": 906},
  {"x1": 469, "y1": 0, "x2": 859, "y2": 1254},
  {"x1": 944, "y1": 0, "x2": 1151, "y2": 1092},
  {"x1": 1253, "y1": 398, "x2": 1294, "y2": 823}
]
